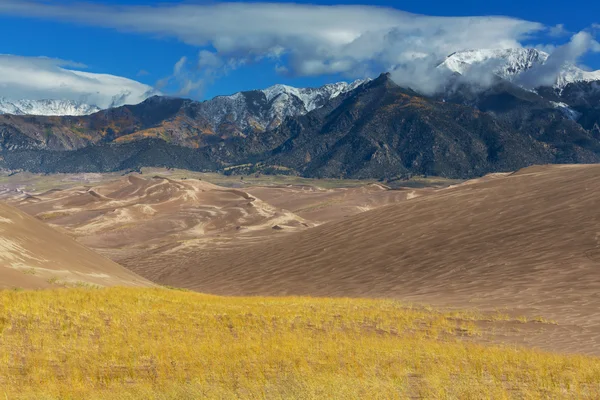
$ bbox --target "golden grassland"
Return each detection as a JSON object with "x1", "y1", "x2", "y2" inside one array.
[{"x1": 1, "y1": 287, "x2": 599, "y2": 399}]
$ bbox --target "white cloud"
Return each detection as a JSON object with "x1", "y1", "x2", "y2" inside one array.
[
  {"x1": 548, "y1": 24, "x2": 570, "y2": 38},
  {"x1": 389, "y1": 30, "x2": 600, "y2": 96},
  {"x1": 173, "y1": 56, "x2": 188, "y2": 76},
  {"x1": 533, "y1": 43, "x2": 557, "y2": 54},
  {"x1": 158, "y1": 56, "x2": 203, "y2": 96},
  {"x1": 0, "y1": 1, "x2": 545, "y2": 78},
  {"x1": 0, "y1": 54, "x2": 157, "y2": 108},
  {"x1": 157, "y1": 49, "x2": 252, "y2": 98},
  {"x1": 198, "y1": 50, "x2": 223, "y2": 69},
  {"x1": 4, "y1": 2, "x2": 600, "y2": 99},
  {"x1": 517, "y1": 31, "x2": 600, "y2": 88},
  {"x1": 390, "y1": 56, "x2": 451, "y2": 95}
]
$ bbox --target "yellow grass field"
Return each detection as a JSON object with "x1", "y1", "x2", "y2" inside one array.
[{"x1": 1, "y1": 287, "x2": 599, "y2": 399}]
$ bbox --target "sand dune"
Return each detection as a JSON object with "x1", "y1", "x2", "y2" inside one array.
[
  {"x1": 245, "y1": 183, "x2": 419, "y2": 223},
  {"x1": 6, "y1": 174, "x2": 315, "y2": 262},
  {"x1": 0, "y1": 202, "x2": 150, "y2": 289},
  {"x1": 2, "y1": 172, "x2": 440, "y2": 289},
  {"x1": 120, "y1": 164, "x2": 600, "y2": 354}
]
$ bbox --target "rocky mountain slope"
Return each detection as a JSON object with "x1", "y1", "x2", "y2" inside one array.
[
  {"x1": 4, "y1": 72, "x2": 598, "y2": 179},
  {"x1": 205, "y1": 79, "x2": 368, "y2": 136},
  {"x1": 216, "y1": 73, "x2": 599, "y2": 178}
]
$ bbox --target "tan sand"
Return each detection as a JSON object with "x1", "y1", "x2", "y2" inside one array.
[{"x1": 0, "y1": 202, "x2": 151, "y2": 289}]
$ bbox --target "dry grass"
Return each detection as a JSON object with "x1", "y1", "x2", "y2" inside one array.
[{"x1": 0, "y1": 287, "x2": 599, "y2": 399}]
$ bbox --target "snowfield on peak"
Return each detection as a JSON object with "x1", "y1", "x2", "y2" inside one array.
[
  {"x1": 260, "y1": 79, "x2": 369, "y2": 112},
  {"x1": 550, "y1": 101, "x2": 582, "y2": 120},
  {"x1": 439, "y1": 48, "x2": 600, "y2": 88},
  {"x1": 440, "y1": 48, "x2": 548, "y2": 77},
  {"x1": 554, "y1": 64, "x2": 600, "y2": 88},
  {"x1": 0, "y1": 98, "x2": 101, "y2": 116}
]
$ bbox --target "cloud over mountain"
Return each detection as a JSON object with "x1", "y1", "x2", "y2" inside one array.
[
  {"x1": 0, "y1": 54, "x2": 157, "y2": 108},
  {"x1": 389, "y1": 30, "x2": 600, "y2": 95},
  {"x1": 516, "y1": 31, "x2": 600, "y2": 88}
]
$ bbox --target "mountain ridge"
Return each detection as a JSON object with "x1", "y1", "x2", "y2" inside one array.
[
  {"x1": 233, "y1": 73, "x2": 599, "y2": 178},
  {"x1": 1, "y1": 53, "x2": 600, "y2": 179}
]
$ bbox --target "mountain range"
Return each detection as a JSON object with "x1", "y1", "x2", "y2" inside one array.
[{"x1": 1, "y1": 48, "x2": 599, "y2": 179}]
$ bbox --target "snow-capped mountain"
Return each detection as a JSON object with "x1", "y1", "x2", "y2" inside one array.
[
  {"x1": 260, "y1": 79, "x2": 369, "y2": 128},
  {"x1": 262, "y1": 79, "x2": 368, "y2": 113},
  {"x1": 194, "y1": 79, "x2": 370, "y2": 136},
  {"x1": 439, "y1": 48, "x2": 600, "y2": 88},
  {"x1": 0, "y1": 98, "x2": 101, "y2": 116},
  {"x1": 553, "y1": 64, "x2": 600, "y2": 88}
]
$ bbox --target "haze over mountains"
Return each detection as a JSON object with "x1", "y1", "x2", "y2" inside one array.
[{"x1": 1, "y1": 47, "x2": 600, "y2": 179}]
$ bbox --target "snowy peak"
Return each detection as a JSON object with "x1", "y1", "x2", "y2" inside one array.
[
  {"x1": 554, "y1": 64, "x2": 600, "y2": 88},
  {"x1": 439, "y1": 48, "x2": 600, "y2": 88},
  {"x1": 197, "y1": 78, "x2": 371, "y2": 136},
  {"x1": 259, "y1": 79, "x2": 369, "y2": 129},
  {"x1": 440, "y1": 48, "x2": 548, "y2": 78},
  {"x1": 0, "y1": 98, "x2": 101, "y2": 116},
  {"x1": 260, "y1": 78, "x2": 370, "y2": 112}
]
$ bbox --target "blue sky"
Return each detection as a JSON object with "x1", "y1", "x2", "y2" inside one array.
[{"x1": 0, "y1": 0, "x2": 598, "y2": 102}]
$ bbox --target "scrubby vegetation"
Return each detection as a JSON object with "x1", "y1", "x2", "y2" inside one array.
[{"x1": 0, "y1": 287, "x2": 599, "y2": 399}]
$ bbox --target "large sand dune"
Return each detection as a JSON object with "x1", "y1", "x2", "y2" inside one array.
[
  {"x1": 3, "y1": 173, "x2": 419, "y2": 264},
  {"x1": 7, "y1": 175, "x2": 315, "y2": 262},
  {"x1": 121, "y1": 165, "x2": 600, "y2": 353},
  {"x1": 0, "y1": 202, "x2": 150, "y2": 289}
]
